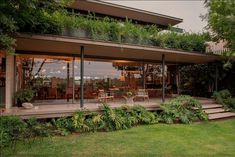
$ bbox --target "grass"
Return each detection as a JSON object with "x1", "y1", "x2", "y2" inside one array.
[{"x1": 2, "y1": 119, "x2": 235, "y2": 157}]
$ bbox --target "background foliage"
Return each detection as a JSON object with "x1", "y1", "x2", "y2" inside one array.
[
  {"x1": 0, "y1": 0, "x2": 73, "y2": 53},
  {"x1": 180, "y1": 62, "x2": 235, "y2": 97},
  {"x1": 205, "y1": 0, "x2": 235, "y2": 54}
]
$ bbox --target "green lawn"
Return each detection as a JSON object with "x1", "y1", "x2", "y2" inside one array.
[{"x1": 2, "y1": 119, "x2": 235, "y2": 157}]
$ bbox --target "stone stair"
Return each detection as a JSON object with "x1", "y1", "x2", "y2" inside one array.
[{"x1": 198, "y1": 99, "x2": 235, "y2": 120}]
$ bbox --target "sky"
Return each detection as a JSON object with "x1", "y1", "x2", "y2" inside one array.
[{"x1": 105, "y1": 0, "x2": 208, "y2": 33}]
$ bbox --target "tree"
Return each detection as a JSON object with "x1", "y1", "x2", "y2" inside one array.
[
  {"x1": 0, "y1": 0, "x2": 73, "y2": 53},
  {"x1": 205, "y1": 0, "x2": 235, "y2": 55}
]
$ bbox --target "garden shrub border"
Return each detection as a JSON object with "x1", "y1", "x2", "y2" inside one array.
[{"x1": 0, "y1": 95, "x2": 207, "y2": 148}]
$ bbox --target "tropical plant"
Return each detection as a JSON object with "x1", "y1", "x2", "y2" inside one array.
[
  {"x1": 160, "y1": 95, "x2": 208, "y2": 124},
  {"x1": 72, "y1": 111, "x2": 90, "y2": 132},
  {"x1": 100, "y1": 104, "x2": 126, "y2": 131},
  {"x1": 84, "y1": 112, "x2": 105, "y2": 132},
  {"x1": 131, "y1": 105, "x2": 157, "y2": 124},
  {"x1": 52, "y1": 117, "x2": 74, "y2": 136}
]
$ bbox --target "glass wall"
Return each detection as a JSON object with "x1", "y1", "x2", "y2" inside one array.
[
  {"x1": 15, "y1": 54, "x2": 174, "y2": 106},
  {"x1": 144, "y1": 64, "x2": 170, "y2": 97},
  {"x1": 0, "y1": 53, "x2": 6, "y2": 107},
  {"x1": 16, "y1": 54, "x2": 74, "y2": 104},
  {"x1": 84, "y1": 59, "x2": 143, "y2": 103}
]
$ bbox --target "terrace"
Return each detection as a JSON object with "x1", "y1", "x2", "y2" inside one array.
[{"x1": 0, "y1": 0, "x2": 223, "y2": 119}]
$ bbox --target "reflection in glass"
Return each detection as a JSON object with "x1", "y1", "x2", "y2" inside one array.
[
  {"x1": 16, "y1": 55, "x2": 73, "y2": 104},
  {"x1": 83, "y1": 59, "x2": 143, "y2": 103}
]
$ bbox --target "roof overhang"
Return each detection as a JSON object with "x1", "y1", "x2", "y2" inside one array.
[
  {"x1": 15, "y1": 33, "x2": 222, "y2": 64},
  {"x1": 69, "y1": 0, "x2": 183, "y2": 26}
]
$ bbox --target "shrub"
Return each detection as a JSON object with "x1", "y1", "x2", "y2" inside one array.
[
  {"x1": 25, "y1": 118, "x2": 52, "y2": 138},
  {"x1": 0, "y1": 116, "x2": 26, "y2": 148},
  {"x1": 131, "y1": 105, "x2": 157, "y2": 124},
  {"x1": 226, "y1": 98, "x2": 235, "y2": 111},
  {"x1": 84, "y1": 112, "x2": 105, "y2": 132},
  {"x1": 160, "y1": 95, "x2": 208, "y2": 124},
  {"x1": 213, "y1": 90, "x2": 235, "y2": 110},
  {"x1": 72, "y1": 111, "x2": 91, "y2": 132},
  {"x1": 52, "y1": 117, "x2": 74, "y2": 136},
  {"x1": 100, "y1": 104, "x2": 126, "y2": 131}
]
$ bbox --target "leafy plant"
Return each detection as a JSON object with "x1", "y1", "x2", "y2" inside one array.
[
  {"x1": 100, "y1": 104, "x2": 126, "y2": 131},
  {"x1": 0, "y1": 116, "x2": 26, "y2": 148},
  {"x1": 126, "y1": 91, "x2": 133, "y2": 97},
  {"x1": 212, "y1": 89, "x2": 235, "y2": 111},
  {"x1": 0, "y1": 0, "x2": 74, "y2": 53},
  {"x1": 72, "y1": 111, "x2": 90, "y2": 132},
  {"x1": 15, "y1": 88, "x2": 35, "y2": 104},
  {"x1": 52, "y1": 117, "x2": 74, "y2": 136},
  {"x1": 160, "y1": 95, "x2": 208, "y2": 124},
  {"x1": 131, "y1": 105, "x2": 157, "y2": 124},
  {"x1": 84, "y1": 112, "x2": 105, "y2": 132}
]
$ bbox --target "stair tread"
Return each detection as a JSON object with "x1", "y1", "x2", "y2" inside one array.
[
  {"x1": 199, "y1": 100, "x2": 216, "y2": 104},
  {"x1": 201, "y1": 104, "x2": 223, "y2": 109},
  {"x1": 204, "y1": 108, "x2": 225, "y2": 114},
  {"x1": 208, "y1": 112, "x2": 235, "y2": 120}
]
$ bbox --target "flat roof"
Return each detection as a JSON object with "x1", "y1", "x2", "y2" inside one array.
[
  {"x1": 70, "y1": 0, "x2": 183, "y2": 26},
  {"x1": 15, "y1": 33, "x2": 222, "y2": 64}
]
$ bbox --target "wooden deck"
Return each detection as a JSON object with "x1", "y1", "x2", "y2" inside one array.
[
  {"x1": 2, "y1": 97, "x2": 234, "y2": 120},
  {"x1": 1, "y1": 98, "x2": 166, "y2": 119}
]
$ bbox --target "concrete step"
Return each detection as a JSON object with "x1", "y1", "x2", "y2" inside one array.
[
  {"x1": 208, "y1": 112, "x2": 235, "y2": 120},
  {"x1": 198, "y1": 99, "x2": 216, "y2": 104},
  {"x1": 201, "y1": 104, "x2": 223, "y2": 109},
  {"x1": 204, "y1": 108, "x2": 225, "y2": 114}
]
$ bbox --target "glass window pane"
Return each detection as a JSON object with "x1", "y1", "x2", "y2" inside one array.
[
  {"x1": 84, "y1": 58, "x2": 143, "y2": 104},
  {"x1": 16, "y1": 54, "x2": 74, "y2": 105}
]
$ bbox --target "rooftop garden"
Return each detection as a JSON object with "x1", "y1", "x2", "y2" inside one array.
[
  {"x1": 0, "y1": 0, "x2": 211, "y2": 54},
  {"x1": 33, "y1": 11, "x2": 211, "y2": 53},
  {"x1": 57, "y1": 13, "x2": 210, "y2": 53}
]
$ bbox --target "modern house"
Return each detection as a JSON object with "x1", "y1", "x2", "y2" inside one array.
[{"x1": 0, "y1": 0, "x2": 222, "y2": 118}]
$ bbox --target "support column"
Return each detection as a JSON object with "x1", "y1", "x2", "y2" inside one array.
[
  {"x1": 162, "y1": 54, "x2": 165, "y2": 102},
  {"x1": 67, "y1": 62, "x2": 70, "y2": 102},
  {"x1": 5, "y1": 55, "x2": 15, "y2": 109},
  {"x1": 142, "y1": 63, "x2": 145, "y2": 89},
  {"x1": 176, "y1": 65, "x2": 180, "y2": 95},
  {"x1": 80, "y1": 46, "x2": 84, "y2": 108},
  {"x1": 215, "y1": 64, "x2": 218, "y2": 92},
  {"x1": 72, "y1": 57, "x2": 75, "y2": 103}
]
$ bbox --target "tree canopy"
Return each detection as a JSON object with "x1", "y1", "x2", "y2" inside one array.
[
  {"x1": 0, "y1": 0, "x2": 73, "y2": 53},
  {"x1": 205, "y1": 0, "x2": 235, "y2": 54}
]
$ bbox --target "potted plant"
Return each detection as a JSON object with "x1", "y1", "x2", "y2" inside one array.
[
  {"x1": 15, "y1": 88, "x2": 35, "y2": 108},
  {"x1": 123, "y1": 91, "x2": 135, "y2": 104}
]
